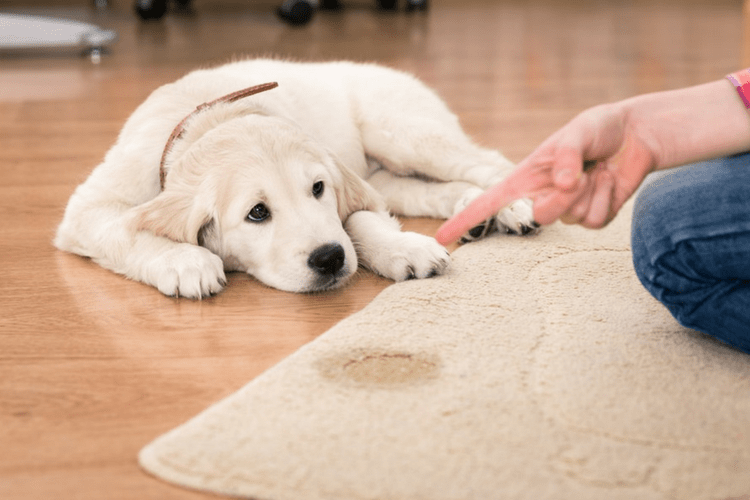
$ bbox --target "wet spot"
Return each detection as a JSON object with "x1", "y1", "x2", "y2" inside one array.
[{"x1": 317, "y1": 349, "x2": 440, "y2": 387}]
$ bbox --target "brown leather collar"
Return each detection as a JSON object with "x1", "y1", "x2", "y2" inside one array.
[{"x1": 159, "y1": 81, "x2": 279, "y2": 190}]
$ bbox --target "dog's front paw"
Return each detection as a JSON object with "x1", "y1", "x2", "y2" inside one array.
[
  {"x1": 452, "y1": 187, "x2": 498, "y2": 244},
  {"x1": 149, "y1": 244, "x2": 226, "y2": 299},
  {"x1": 369, "y1": 232, "x2": 450, "y2": 282},
  {"x1": 453, "y1": 193, "x2": 539, "y2": 244},
  {"x1": 496, "y1": 198, "x2": 539, "y2": 236}
]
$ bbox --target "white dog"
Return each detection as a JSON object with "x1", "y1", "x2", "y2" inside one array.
[{"x1": 55, "y1": 59, "x2": 536, "y2": 298}]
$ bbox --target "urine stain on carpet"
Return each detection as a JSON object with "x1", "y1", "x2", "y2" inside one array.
[{"x1": 317, "y1": 349, "x2": 440, "y2": 388}]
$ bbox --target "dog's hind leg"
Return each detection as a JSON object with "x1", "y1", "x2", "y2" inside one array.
[
  {"x1": 358, "y1": 109, "x2": 537, "y2": 238},
  {"x1": 366, "y1": 169, "x2": 482, "y2": 219},
  {"x1": 367, "y1": 168, "x2": 536, "y2": 240},
  {"x1": 360, "y1": 115, "x2": 512, "y2": 187}
]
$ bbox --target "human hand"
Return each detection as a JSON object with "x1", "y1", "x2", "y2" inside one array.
[
  {"x1": 530, "y1": 103, "x2": 657, "y2": 227},
  {"x1": 436, "y1": 103, "x2": 657, "y2": 245}
]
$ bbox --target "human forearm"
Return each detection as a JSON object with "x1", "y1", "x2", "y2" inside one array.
[{"x1": 623, "y1": 78, "x2": 750, "y2": 171}]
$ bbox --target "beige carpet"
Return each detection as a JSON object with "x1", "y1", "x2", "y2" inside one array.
[{"x1": 140, "y1": 203, "x2": 750, "y2": 500}]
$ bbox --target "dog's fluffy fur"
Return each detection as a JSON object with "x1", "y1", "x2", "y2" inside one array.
[{"x1": 55, "y1": 59, "x2": 536, "y2": 298}]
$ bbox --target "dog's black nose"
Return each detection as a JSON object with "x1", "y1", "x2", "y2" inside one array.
[{"x1": 308, "y1": 243, "x2": 345, "y2": 276}]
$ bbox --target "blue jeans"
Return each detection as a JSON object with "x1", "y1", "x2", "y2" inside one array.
[{"x1": 631, "y1": 153, "x2": 750, "y2": 354}]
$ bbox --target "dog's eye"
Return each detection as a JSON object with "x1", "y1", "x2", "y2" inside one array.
[
  {"x1": 247, "y1": 203, "x2": 270, "y2": 222},
  {"x1": 312, "y1": 181, "x2": 324, "y2": 198}
]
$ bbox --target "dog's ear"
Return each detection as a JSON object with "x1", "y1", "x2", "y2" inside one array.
[
  {"x1": 326, "y1": 154, "x2": 387, "y2": 219},
  {"x1": 131, "y1": 188, "x2": 215, "y2": 246}
]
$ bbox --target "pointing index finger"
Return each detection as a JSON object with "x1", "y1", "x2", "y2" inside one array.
[{"x1": 435, "y1": 161, "x2": 556, "y2": 246}]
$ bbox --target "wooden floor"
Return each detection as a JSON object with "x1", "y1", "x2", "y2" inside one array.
[{"x1": 0, "y1": 0, "x2": 744, "y2": 498}]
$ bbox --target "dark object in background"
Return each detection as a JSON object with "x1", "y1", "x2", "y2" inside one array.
[
  {"x1": 277, "y1": 0, "x2": 316, "y2": 25},
  {"x1": 135, "y1": 0, "x2": 191, "y2": 20},
  {"x1": 133, "y1": 0, "x2": 428, "y2": 24},
  {"x1": 276, "y1": 0, "x2": 430, "y2": 25},
  {"x1": 403, "y1": 0, "x2": 428, "y2": 11},
  {"x1": 134, "y1": 0, "x2": 168, "y2": 20}
]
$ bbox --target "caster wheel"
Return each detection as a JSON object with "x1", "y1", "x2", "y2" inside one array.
[
  {"x1": 173, "y1": 0, "x2": 193, "y2": 12},
  {"x1": 278, "y1": 0, "x2": 316, "y2": 25},
  {"x1": 377, "y1": 0, "x2": 398, "y2": 10},
  {"x1": 135, "y1": 0, "x2": 168, "y2": 20},
  {"x1": 405, "y1": 0, "x2": 428, "y2": 11},
  {"x1": 320, "y1": 0, "x2": 342, "y2": 9}
]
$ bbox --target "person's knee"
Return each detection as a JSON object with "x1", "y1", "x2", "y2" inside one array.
[
  {"x1": 632, "y1": 193, "x2": 749, "y2": 351},
  {"x1": 631, "y1": 181, "x2": 708, "y2": 328},
  {"x1": 631, "y1": 177, "x2": 672, "y2": 295}
]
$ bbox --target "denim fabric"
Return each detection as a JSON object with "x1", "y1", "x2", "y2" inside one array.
[{"x1": 631, "y1": 153, "x2": 750, "y2": 354}]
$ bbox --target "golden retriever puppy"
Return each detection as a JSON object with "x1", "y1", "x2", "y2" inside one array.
[{"x1": 55, "y1": 59, "x2": 535, "y2": 298}]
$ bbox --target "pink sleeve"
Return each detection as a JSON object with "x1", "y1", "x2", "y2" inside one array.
[{"x1": 726, "y1": 69, "x2": 750, "y2": 109}]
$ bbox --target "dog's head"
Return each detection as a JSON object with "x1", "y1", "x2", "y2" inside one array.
[{"x1": 132, "y1": 112, "x2": 384, "y2": 292}]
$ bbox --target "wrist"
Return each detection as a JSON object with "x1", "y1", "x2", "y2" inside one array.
[{"x1": 617, "y1": 94, "x2": 664, "y2": 171}]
